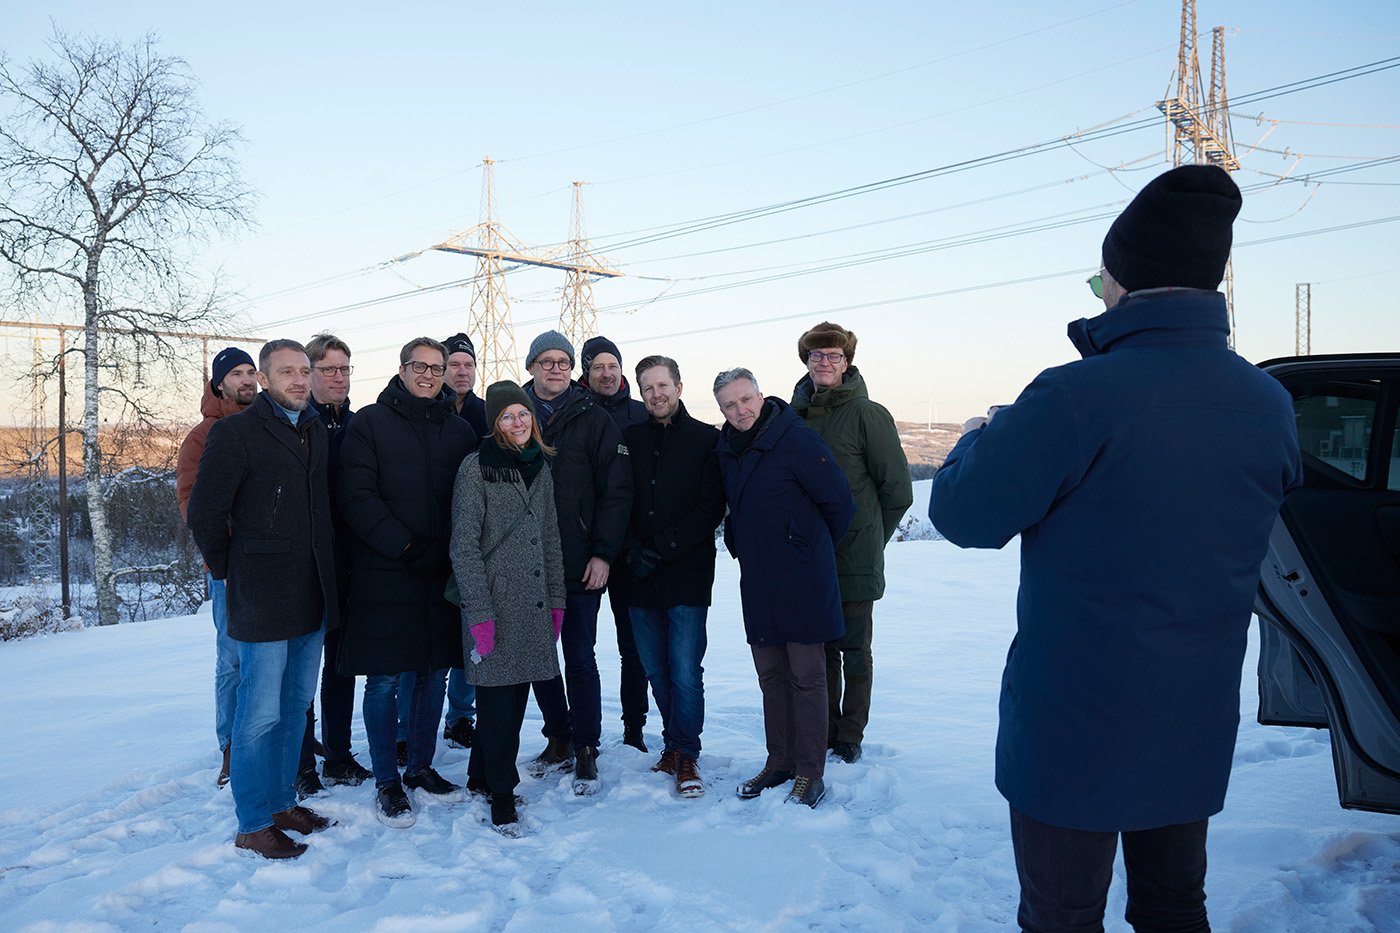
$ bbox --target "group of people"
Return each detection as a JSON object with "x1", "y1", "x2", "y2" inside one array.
[
  {"x1": 179, "y1": 319, "x2": 912, "y2": 853},
  {"x1": 180, "y1": 163, "x2": 1304, "y2": 932}
]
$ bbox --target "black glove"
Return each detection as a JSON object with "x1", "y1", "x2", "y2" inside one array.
[
  {"x1": 627, "y1": 545, "x2": 661, "y2": 580},
  {"x1": 401, "y1": 538, "x2": 448, "y2": 578}
]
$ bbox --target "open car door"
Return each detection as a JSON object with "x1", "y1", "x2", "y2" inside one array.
[{"x1": 1256, "y1": 353, "x2": 1400, "y2": 814}]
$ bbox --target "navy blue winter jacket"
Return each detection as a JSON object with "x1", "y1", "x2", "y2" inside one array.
[
  {"x1": 930, "y1": 290, "x2": 1301, "y2": 832},
  {"x1": 717, "y1": 398, "x2": 855, "y2": 646}
]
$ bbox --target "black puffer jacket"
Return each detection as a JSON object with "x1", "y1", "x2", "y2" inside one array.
[
  {"x1": 622, "y1": 402, "x2": 726, "y2": 609},
  {"x1": 526, "y1": 381, "x2": 633, "y2": 592},
  {"x1": 336, "y1": 376, "x2": 477, "y2": 675}
]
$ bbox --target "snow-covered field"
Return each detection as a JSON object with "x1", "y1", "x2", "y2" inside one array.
[{"x1": 1, "y1": 524, "x2": 1397, "y2": 929}]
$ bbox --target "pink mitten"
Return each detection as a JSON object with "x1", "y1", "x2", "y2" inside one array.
[
  {"x1": 551, "y1": 608, "x2": 565, "y2": 642},
  {"x1": 470, "y1": 620, "x2": 496, "y2": 657}
]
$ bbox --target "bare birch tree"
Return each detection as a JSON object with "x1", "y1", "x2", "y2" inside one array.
[{"x1": 0, "y1": 30, "x2": 253, "y2": 625}]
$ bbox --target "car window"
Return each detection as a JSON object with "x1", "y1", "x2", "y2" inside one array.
[
  {"x1": 1291, "y1": 381, "x2": 1379, "y2": 485},
  {"x1": 1390, "y1": 410, "x2": 1400, "y2": 492}
]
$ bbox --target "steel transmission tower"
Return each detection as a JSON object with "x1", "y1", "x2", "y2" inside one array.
[
  {"x1": 1295, "y1": 283, "x2": 1312, "y2": 355},
  {"x1": 1157, "y1": 2, "x2": 1241, "y2": 346},
  {"x1": 558, "y1": 182, "x2": 622, "y2": 349},
  {"x1": 435, "y1": 163, "x2": 623, "y2": 389}
]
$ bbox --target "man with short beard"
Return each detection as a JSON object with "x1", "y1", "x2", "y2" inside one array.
[
  {"x1": 579, "y1": 335, "x2": 651, "y2": 752},
  {"x1": 187, "y1": 339, "x2": 338, "y2": 859},
  {"x1": 623, "y1": 355, "x2": 725, "y2": 796},
  {"x1": 177, "y1": 346, "x2": 258, "y2": 788}
]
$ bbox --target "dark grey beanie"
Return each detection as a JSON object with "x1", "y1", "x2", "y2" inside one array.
[
  {"x1": 525, "y1": 330, "x2": 575, "y2": 370},
  {"x1": 1101, "y1": 164, "x2": 1242, "y2": 293}
]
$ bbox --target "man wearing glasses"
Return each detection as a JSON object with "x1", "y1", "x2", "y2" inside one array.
[
  {"x1": 930, "y1": 165, "x2": 1300, "y2": 930},
  {"x1": 791, "y1": 322, "x2": 912, "y2": 766},
  {"x1": 299, "y1": 334, "x2": 373, "y2": 794},
  {"x1": 523, "y1": 330, "x2": 633, "y2": 795}
]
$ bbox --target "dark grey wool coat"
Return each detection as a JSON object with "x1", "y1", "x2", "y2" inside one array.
[
  {"x1": 450, "y1": 442, "x2": 566, "y2": 687},
  {"x1": 187, "y1": 393, "x2": 338, "y2": 642}
]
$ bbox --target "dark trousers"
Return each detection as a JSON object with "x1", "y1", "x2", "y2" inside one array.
[
  {"x1": 607, "y1": 585, "x2": 650, "y2": 728},
  {"x1": 826, "y1": 599, "x2": 874, "y2": 746},
  {"x1": 1009, "y1": 805, "x2": 1210, "y2": 933},
  {"x1": 318, "y1": 625, "x2": 357, "y2": 763},
  {"x1": 531, "y1": 675, "x2": 571, "y2": 742},
  {"x1": 750, "y1": 641, "x2": 828, "y2": 780},
  {"x1": 530, "y1": 589, "x2": 603, "y2": 750},
  {"x1": 468, "y1": 682, "x2": 531, "y2": 796}
]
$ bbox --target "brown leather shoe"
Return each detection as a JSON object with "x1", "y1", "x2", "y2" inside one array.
[
  {"x1": 651, "y1": 749, "x2": 679, "y2": 775},
  {"x1": 272, "y1": 805, "x2": 334, "y2": 835},
  {"x1": 675, "y1": 755, "x2": 705, "y2": 798},
  {"x1": 235, "y1": 827, "x2": 307, "y2": 859},
  {"x1": 217, "y1": 747, "x2": 230, "y2": 788}
]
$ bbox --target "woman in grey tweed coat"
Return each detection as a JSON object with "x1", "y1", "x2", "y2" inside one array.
[{"x1": 450, "y1": 381, "x2": 566, "y2": 834}]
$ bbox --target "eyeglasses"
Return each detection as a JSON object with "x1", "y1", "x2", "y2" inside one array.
[
  {"x1": 807, "y1": 351, "x2": 846, "y2": 364},
  {"x1": 403, "y1": 360, "x2": 447, "y2": 376},
  {"x1": 498, "y1": 411, "x2": 533, "y2": 425},
  {"x1": 534, "y1": 358, "x2": 572, "y2": 372},
  {"x1": 1087, "y1": 273, "x2": 1104, "y2": 299},
  {"x1": 313, "y1": 365, "x2": 353, "y2": 377}
]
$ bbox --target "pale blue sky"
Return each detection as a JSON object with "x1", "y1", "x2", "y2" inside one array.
[{"x1": 5, "y1": 0, "x2": 1399, "y2": 424}]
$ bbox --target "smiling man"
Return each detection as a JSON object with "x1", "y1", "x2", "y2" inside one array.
[
  {"x1": 522, "y1": 330, "x2": 633, "y2": 795},
  {"x1": 579, "y1": 335, "x2": 652, "y2": 753},
  {"x1": 186, "y1": 339, "x2": 338, "y2": 859},
  {"x1": 622, "y1": 355, "x2": 725, "y2": 797},
  {"x1": 791, "y1": 322, "x2": 911, "y2": 766}
]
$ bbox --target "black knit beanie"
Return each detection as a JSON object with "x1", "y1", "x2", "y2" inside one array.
[
  {"x1": 1101, "y1": 164, "x2": 1242, "y2": 292},
  {"x1": 210, "y1": 347, "x2": 255, "y2": 395},
  {"x1": 443, "y1": 332, "x2": 476, "y2": 360},
  {"x1": 580, "y1": 335, "x2": 622, "y2": 374},
  {"x1": 485, "y1": 380, "x2": 534, "y2": 427}
]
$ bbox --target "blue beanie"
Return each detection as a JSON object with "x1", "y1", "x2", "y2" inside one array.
[{"x1": 210, "y1": 347, "x2": 255, "y2": 395}]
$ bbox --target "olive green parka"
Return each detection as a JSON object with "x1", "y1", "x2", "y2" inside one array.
[{"x1": 791, "y1": 367, "x2": 913, "y2": 602}]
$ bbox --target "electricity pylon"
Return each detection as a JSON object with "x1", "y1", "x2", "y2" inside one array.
[
  {"x1": 1157, "y1": 1, "x2": 1241, "y2": 346},
  {"x1": 558, "y1": 182, "x2": 622, "y2": 349},
  {"x1": 1296, "y1": 283, "x2": 1312, "y2": 355},
  {"x1": 434, "y1": 162, "x2": 623, "y2": 389}
]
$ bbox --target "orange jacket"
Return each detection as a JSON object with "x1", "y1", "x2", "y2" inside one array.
[{"x1": 177, "y1": 380, "x2": 247, "y2": 521}]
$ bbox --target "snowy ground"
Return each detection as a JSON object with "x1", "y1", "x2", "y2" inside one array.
[{"x1": 1, "y1": 528, "x2": 1398, "y2": 929}]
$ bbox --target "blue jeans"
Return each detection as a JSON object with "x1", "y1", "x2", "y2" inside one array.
[
  {"x1": 1009, "y1": 805, "x2": 1210, "y2": 932},
  {"x1": 446, "y1": 667, "x2": 476, "y2": 725},
  {"x1": 630, "y1": 605, "x2": 707, "y2": 759},
  {"x1": 366, "y1": 668, "x2": 448, "y2": 785},
  {"x1": 208, "y1": 573, "x2": 240, "y2": 752},
  {"x1": 230, "y1": 624, "x2": 324, "y2": 834},
  {"x1": 561, "y1": 590, "x2": 603, "y2": 750}
]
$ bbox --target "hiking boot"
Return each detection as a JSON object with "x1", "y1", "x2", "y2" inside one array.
[
  {"x1": 322, "y1": 755, "x2": 373, "y2": 786},
  {"x1": 235, "y1": 826, "x2": 306, "y2": 860},
  {"x1": 395, "y1": 740, "x2": 408, "y2": 767},
  {"x1": 217, "y1": 747, "x2": 230, "y2": 788},
  {"x1": 491, "y1": 793, "x2": 522, "y2": 837},
  {"x1": 443, "y1": 718, "x2": 476, "y2": 749},
  {"x1": 651, "y1": 749, "x2": 679, "y2": 775},
  {"x1": 526, "y1": 736, "x2": 574, "y2": 777},
  {"x1": 785, "y1": 776, "x2": 826, "y2": 809},
  {"x1": 295, "y1": 766, "x2": 324, "y2": 800},
  {"x1": 403, "y1": 766, "x2": 465, "y2": 802},
  {"x1": 675, "y1": 755, "x2": 704, "y2": 799},
  {"x1": 375, "y1": 782, "x2": 416, "y2": 828},
  {"x1": 273, "y1": 805, "x2": 334, "y2": 835},
  {"x1": 736, "y1": 766, "x2": 794, "y2": 800},
  {"x1": 831, "y1": 741, "x2": 863, "y2": 764},
  {"x1": 572, "y1": 746, "x2": 599, "y2": 796},
  {"x1": 623, "y1": 722, "x2": 648, "y2": 753}
]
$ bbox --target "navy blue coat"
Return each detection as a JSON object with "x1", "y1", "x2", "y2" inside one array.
[
  {"x1": 930, "y1": 290, "x2": 1301, "y2": 832},
  {"x1": 717, "y1": 398, "x2": 855, "y2": 646}
]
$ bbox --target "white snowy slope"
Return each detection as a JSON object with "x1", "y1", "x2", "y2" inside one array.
[{"x1": 1, "y1": 516, "x2": 1397, "y2": 929}]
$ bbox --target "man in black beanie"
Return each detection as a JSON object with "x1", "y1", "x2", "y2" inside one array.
[
  {"x1": 578, "y1": 335, "x2": 651, "y2": 753},
  {"x1": 929, "y1": 165, "x2": 1301, "y2": 930}
]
